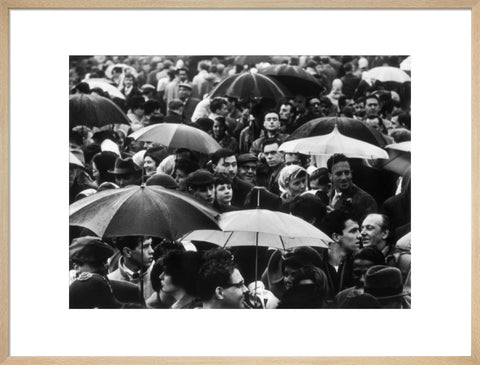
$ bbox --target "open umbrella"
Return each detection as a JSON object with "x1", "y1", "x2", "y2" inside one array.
[
  {"x1": 70, "y1": 185, "x2": 221, "y2": 239},
  {"x1": 69, "y1": 151, "x2": 84, "y2": 168},
  {"x1": 69, "y1": 93, "x2": 130, "y2": 129},
  {"x1": 259, "y1": 64, "x2": 324, "y2": 96},
  {"x1": 400, "y1": 56, "x2": 411, "y2": 72},
  {"x1": 209, "y1": 70, "x2": 290, "y2": 101},
  {"x1": 105, "y1": 63, "x2": 138, "y2": 79},
  {"x1": 129, "y1": 123, "x2": 221, "y2": 155},
  {"x1": 82, "y1": 78, "x2": 126, "y2": 100},
  {"x1": 182, "y1": 208, "x2": 331, "y2": 292},
  {"x1": 279, "y1": 125, "x2": 389, "y2": 159},
  {"x1": 381, "y1": 141, "x2": 411, "y2": 176},
  {"x1": 362, "y1": 66, "x2": 411, "y2": 84},
  {"x1": 288, "y1": 116, "x2": 388, "y2": 147}
]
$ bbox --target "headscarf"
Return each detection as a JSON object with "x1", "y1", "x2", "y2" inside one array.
[{"x1": 278, "y1": 165, "x2": 307, "y2": 196}]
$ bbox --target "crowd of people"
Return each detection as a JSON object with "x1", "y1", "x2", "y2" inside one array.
[{"x1": 69, "y1": 55, "x2": 411, "y2": 309}]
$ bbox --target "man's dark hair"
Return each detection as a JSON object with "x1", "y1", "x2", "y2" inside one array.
[
  {"x1": 128, "y1": 96, "x2": 145, "y2": 111},
  {"x1": 289, "y1": 194, "x2": 326, "y2": 225},
  {"x1": 210, "y1": 98, "x2": 227, "y2": 114},
  {"x1": 175, "y1": 158, "x2": 199, "y2": 176},
  {"x1": 365, "y1": 94, "x2": 380, "y2": 104},
  {"x1": 115, "y1": 236, "x2": 144, "y2": 252},
  {"x1": 124, "y1": 73, "x2": 135, "y2": 81},
  {"x1": 163, "y1": 250, "x2": 202, "y2": 296},
  {"x1": 261, "y1": 137, "x2": 281, "y2": 152},
  {"x1": 326, "y1": 153, "x2": 350, "y2": 173},
  {"x1": 196, "y1": 249, "x2": 236, "y2": 301},
  {"x1": 176, "y1": 67, "x2": 188, "y2": 75},
  {"x1": 262, "y1": 109, "x2": 279, "y2": 121},
  {"x1": 321, "y1": 210, "x2": 357, "y2": 238},
  {"x1": 210, "y1": 148, "x2": 235, "y2": 166},
  {"x1": 353, "y1": 246, "x2": 385, "y2": 265},
  {"x1": 144, "y1": 100, "x2": 161, "y2": 116},
  {"x1": 215, "y1": 174, "x2": 233, "y2": 187}
]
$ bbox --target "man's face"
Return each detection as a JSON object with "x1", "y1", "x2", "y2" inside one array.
[
  {"x1": 284, "y1": 153, "x2": 301, "y2": 166},
  {"x1": 217, "y1": 104, "x2": 228, "y2": 117},
  {"x1": 192, "y1": 184, "x2": 215, "y2": 205},
  {"x1": 143, "y1": 156, "x2": 157, "y2": 175},
  {"x1": 178, "y1": 86, "x2": 191, "y2": 101},
  {"x1": 214, "y1": 155, "x2": 237, "y2": 180},
  {"x1": 263, "y1": 113, "x2": 281, "y2": 132},
  {"x1": 309, "y1": 98, "x2": 322, "y2": 115},
  {"x1": 352, "y1": 258, "x2": 375, "y2": 287},
  {"x1": 178, "y1": 70, "x2": 188, "y2": 82},
  {"x1": 115, "y1": 173, "x2": 139, "y2": 188},
  {"x1": 263, "y1": 143, "x2": 283, "y2": 167},
  {"x1": 331, "y1": 161, "x2": 353, "y2": 192},
  {"x1": 361, "y1": 214, "x2": 388, "y2": 249},
  {"x1": 283, "y1": 265, "x2": 298, "y2": 291},
  {"x1": 365, "y1": 97, "x2": 380, "y2": 116},
  {"x1": 294, "y1": 95, "x2": 306, "y2": 113},
  {"x1": 124, "y1": 76, "x2": 134, "y2": 88},
  {"x1": 337, "y1": 219, "x2": 361, "y2": 252},
  {"x1": 128, "y1": 237, "x2": 154, "y2": 270},
  {"x1": 365, "y1": 117, "x2": 382, "y2": 133},
  {"x1": 237, "y1": 163, "x2": 256, "y2": 183},
  {"x1": 215, "y1": 183, "x2": 233, "y2": 205},
  {"x1": 221, "y1": 268, "x2": 247, "y2": 308},
  {"x1": 279, "y1": 104, "x2": 293, "y2": 122},
  {"x1": 354, "y1": 101, "x2": 365, "y2": 116}
]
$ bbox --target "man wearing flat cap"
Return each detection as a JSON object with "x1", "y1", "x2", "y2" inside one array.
[
  {"x1": 164, "y1": 99, "x2": 186, "y2": 124},
  {"x1": 236, "y1": 153, "x2": 258, "y2": 185},
  {"x1": 109, "y1": 157, "x2": 142, "y2": 188},
  {"x1": 69, "y1": 236, "x2": 144, "y2": 308},
  {"x1": 185, "y1": 169, "x2": 216, "y2": 206},
  {"x1": 178, "y1": 81, "x2": 200, "y2": 124}
]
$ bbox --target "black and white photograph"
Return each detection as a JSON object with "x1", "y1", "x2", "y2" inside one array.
[{"x1": 68, "y1": 55, "x2": 411, "y2": 310}]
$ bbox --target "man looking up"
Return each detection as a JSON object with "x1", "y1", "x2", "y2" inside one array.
[{"x1": 250, "y1": 110, "x2": 289, "y2": 156}]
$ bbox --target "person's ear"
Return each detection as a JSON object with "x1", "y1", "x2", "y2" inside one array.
[
  {"x1": 122, "y1": 247, "x2": 132, "y2": 258},
  {"x1": 214, "y1": 286, "x2": 224, "y2": 300},
  {"x1": 332, "y1": 232, "x2": 341, "y2": 243},
  {"x1": 382, "y1": 229, "x2": 390, "y2": 240}
]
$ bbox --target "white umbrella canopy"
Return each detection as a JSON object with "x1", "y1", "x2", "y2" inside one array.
[
  {"x1": 182, "y1": 209, "x2": 332, "y2": 250},
  {"x1": 381, "y1": 141, "x2": 411, "y2": 175},
  {"x1": 279, "y1": 125, "x2": 389, "y2": 159},
  {"x1": 362, "y1": 66, "x2": 411, "y2": 83},
  {"x1": 82, "y1": 78, "x2": 126, "y2": 100},
  {"x1": 400, "y1": 56, "x2": 411, "y2": 71},
  {"x1": 69, "y1": 151, "x2": 84, "y2": 168},
  {"x1": 129, "y1": 123, "x2": 221, "y2": 154}
]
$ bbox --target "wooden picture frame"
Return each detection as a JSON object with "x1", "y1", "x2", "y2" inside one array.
[{"x1": 1, "y1": 1, "x2": 478, "y2": 364}]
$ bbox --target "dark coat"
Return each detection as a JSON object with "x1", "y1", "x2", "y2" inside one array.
[
  {"x1": 231, "y1": 176, "x2": 254, "y2": 207},
  {"x1": 330, "y1": 184, "x2": 378, "y2": 223},
  {"x1": 183, "y1": 97, "x2": 200, "y2": 124}
]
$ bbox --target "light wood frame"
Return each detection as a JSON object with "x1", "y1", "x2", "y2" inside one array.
[{"x1": 1, "y1": 1, "x2": 478, "y2": 364}]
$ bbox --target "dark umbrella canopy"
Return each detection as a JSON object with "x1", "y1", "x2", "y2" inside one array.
[
  {"x1": 259, "y1": 64, "x2": 324, "y2": 97},
  {"x1": 287, "y1": 116, "x2": 388, "y2": 147},
  {"x1": 70, "y1": 185, "x2": 220, "y2": 239},
  {"x1": 69, "y1": 93, "x2": 130, "y2": 129},
  {"x1": 209, "y1": 71, "x2": 290, "y2": 101}
]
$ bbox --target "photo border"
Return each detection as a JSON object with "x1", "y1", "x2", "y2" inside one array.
[{"x1": 1, "y1": 1, "x2": 479, "y2": 364}]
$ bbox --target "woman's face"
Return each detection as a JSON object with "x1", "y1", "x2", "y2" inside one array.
[
  {"x1": 160, "y1": 272, "x2": 179, "y2": 294},
  {"x1": 174, "y1": 169, "x2": 188, "y2": 191},
  {"x1": 288, "y1": 176, "x2": 307, "y2": 198},
  {"x1": 215, "y1": 183, "x2": 232, "y2": 205},
  {"x1": 143, "y1": 156, "x2": 157, "y2": 175},
  {"x1": 212, "y1": 120, "x2": 225, "y2": 139}
]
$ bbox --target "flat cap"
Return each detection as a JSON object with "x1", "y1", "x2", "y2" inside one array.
[
  {"x1": 69, "y1": 236, "x2": 115, "y2": 264},
  {"x1": 237, "y1": 153, "x2": 258, "y2": 166},
  {"x1": 185, "y1": 169, "x2": 215, "y2": 187}
]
